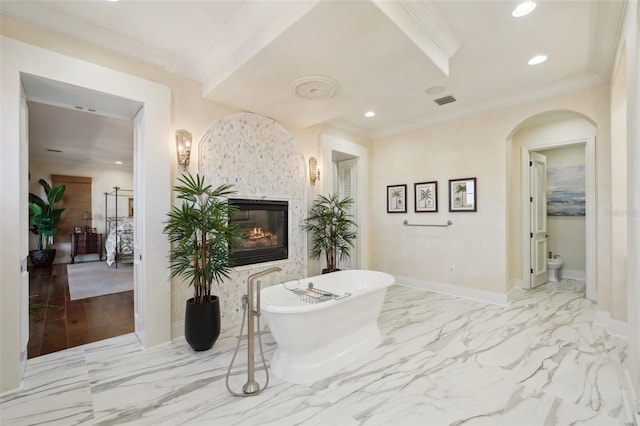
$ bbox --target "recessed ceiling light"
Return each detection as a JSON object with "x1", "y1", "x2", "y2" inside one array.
[
  {"x1": 364, "y1": 111, "x2": 376, "y2": 118},
  {"x1": 425, "y1": 86, "x2": 445, "y2": 96},
  {"x1": 115, "y1": 161, "x2": 123, "y2": 165},
  {"x1": 512, "y1": 1, "x2": 536, "y2": 17},
  {"x1": 528, "y1": 54, "x2": 547, "y2": 65}
]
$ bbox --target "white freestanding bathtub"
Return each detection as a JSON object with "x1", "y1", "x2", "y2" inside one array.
[{"x1": 260, "y1": 269, "x2": 394, "y2": 384}]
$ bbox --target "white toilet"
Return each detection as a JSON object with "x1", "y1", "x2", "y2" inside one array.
[{"x1": 547, "y1": 256, "x2": 563, "y2": 282}]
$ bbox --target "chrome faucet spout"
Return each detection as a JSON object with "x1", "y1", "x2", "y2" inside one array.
[{"x1": 247, "y1": 266, "x2": 282, "y2": 283}]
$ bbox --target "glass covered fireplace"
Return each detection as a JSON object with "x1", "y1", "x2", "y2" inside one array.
[{"x1": 229, "y1": 199, "x2": 288, "y2": 266}]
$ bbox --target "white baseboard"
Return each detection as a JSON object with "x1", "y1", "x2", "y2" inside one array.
[
  {"x1": 394, "y1": 275, "x2": 508, "y2": 306},
  {"x1": 561, "y1": 269, "x2": 586, "y2": 281},
  {"x1": 509, "y1": 278, "x2": 525, "y2": 290},
  {"x1": 594, "y1": 309, "x2": 629, "y2": 339},
  {"x1": 0, "y1": 382, "x2": 24, "y2": 397},
  {"x1": 172, "y1": 320, "x2": 185, "y2": 340}
]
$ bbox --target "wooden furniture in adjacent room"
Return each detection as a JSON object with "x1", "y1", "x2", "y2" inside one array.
[{"x1": 70, "y1": 232, "x2": 103, "y2": 264}]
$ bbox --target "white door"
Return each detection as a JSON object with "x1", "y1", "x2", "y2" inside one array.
[
  {"x1": 133, "y1": 108, "x2": 145, "y2": 341},
  {"x1": 530, "y1": 152, "x2": 547, "y2": 288},
  {"x1": 336, "y1": 158, "x2": 357, "y2": 269}
]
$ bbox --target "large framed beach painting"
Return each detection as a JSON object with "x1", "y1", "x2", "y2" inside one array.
[{"x1": 547, "y1": 165, "x2": 585, "y2": 216}]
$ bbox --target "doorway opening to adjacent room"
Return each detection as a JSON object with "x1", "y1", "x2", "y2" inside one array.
[
  {"x1": 321, "y1": 133, "x2": 370, "y2": 271},
  {"x1": 521, "y1": 134, "x2": 595, "y2": 300},
  {"x1": 23, "y1": 74, "x2": 140, "y2": 357},
  {"x1": 334, "y1": 152, "x2": 358, "y2": 270},
  {"x1": 526, "y1": 144, "x2": 587, "y2": 292}
]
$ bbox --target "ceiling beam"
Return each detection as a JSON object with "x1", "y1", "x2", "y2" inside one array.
[
  {"x1": 200, "y1": 0, "x2": 321, "y2": 100},
  {"x1": 371, "y1": 0, "x2": 459, "y2": 77}
]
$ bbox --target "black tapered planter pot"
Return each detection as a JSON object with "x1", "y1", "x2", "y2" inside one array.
[
  {"x1": 184, "y1": 296, "x2": 221, "y2": 351},
  {"x1": 29, "y1": 249, "x2": 56, "y2": 267}
]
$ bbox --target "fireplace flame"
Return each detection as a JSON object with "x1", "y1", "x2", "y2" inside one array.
[{"x1": 248, "y1": 227, "x2": 265, "y2": 239}]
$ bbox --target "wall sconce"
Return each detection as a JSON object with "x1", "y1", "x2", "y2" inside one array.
[
  {"x1": 309, "y1": 156, "x2": 320, "y2": 185},
  {"x1": 175, "y1": 129, "x2": 192, "y2": 169}
]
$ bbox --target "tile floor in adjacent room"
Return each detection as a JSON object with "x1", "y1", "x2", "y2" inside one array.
[{"x1": 0, "y1": 280, "x2": 631, "y2": 425}]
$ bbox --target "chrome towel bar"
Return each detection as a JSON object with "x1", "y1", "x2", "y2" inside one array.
[{"x1": 403, "y1": 219, "x2": 453, "y2": 227}]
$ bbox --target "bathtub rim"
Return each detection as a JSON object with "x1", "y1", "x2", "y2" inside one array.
[{"x1": 260, "y1": 269, "x2": 394, "y2": 314}]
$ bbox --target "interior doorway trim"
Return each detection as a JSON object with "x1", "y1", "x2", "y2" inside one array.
[
  {"x1": 521, "y1": 137, "x2": 596, "y2": 300},
  {"x1": 321, "y1": 134, "x2": 369, "y2": 270},
  {"x1": 1, "y1": 36, "x2": 172, "y2": 393}
]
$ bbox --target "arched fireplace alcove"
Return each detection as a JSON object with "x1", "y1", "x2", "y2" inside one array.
[{"x1": 197, "y1": 112, "x2": 307, "y2": 325}]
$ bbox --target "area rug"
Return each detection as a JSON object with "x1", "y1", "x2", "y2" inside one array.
[{"x1": 67, "y1": 262, "x2": 133, "y2": 301}]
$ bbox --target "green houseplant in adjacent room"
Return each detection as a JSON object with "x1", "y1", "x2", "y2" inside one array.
[
  {"x1": 28, "y1": 179, "x2": 66, "y2": 267},
  {"x1": 304, "y1": 193, "x2": 358, "y2": 274},
  {"x1": 163, "y1": 173, "x2": 239, "y2": 351}
]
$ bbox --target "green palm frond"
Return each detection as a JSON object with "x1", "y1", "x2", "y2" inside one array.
[
  {"x1": 303, "y1": 193, "x2": 357, "y2": 273},
  {"x1": 163, "y1": 173, "x2": 239, "y2": 304}
]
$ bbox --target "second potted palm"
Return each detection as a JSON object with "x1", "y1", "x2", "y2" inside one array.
[{"x1": 304, "y1": 193, "x2": 357, "y2": 273}]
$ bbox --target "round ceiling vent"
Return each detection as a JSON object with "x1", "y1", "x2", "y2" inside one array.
[{"x1": 290, "y1": 75, "x2": 339, "y2": 101}]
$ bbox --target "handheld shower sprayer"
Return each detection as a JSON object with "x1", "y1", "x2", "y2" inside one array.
[{"x1": 226, "y1": 266, "x2": 281, "y2": 396}]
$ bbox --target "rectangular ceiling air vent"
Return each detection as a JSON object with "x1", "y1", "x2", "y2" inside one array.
[{"x1": 434, "y1": 95, "x2": 456, "y2": 106}]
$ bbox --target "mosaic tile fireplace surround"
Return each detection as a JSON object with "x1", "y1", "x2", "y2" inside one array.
[{"x1": 197, "y1": 112, "x2": 307, "y2": 325}]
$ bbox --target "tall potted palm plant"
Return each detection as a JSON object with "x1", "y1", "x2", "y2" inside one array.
[
  {"x1": 304, "y1": 193, "x2": 357, "y2": 273},
  {"x1": 163, "y1": 174, "x2": 239, "y2": 351},
  {"x1": 28, "y1": 179, "x2": 66, "y2": 267}
]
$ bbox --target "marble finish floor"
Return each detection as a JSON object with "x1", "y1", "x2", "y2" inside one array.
[{"x1": 1, "y1": 280, "x2": 630, "y2": 425}]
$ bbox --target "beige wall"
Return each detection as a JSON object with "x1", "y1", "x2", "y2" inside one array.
[
  {"x1": 372, "y1": 87, "x2": 611, "y2": 305},
  {"x1": 610, "y1": 45, "x2": 628, "y2": 324},
  {"x1": 372, "y1": 113, "x2": 508, "y2": 294},
  {"x1": 615, "y1": 0, "x2": 640, "y2": 404}
]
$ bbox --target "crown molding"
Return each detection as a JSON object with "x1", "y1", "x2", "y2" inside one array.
[
  {"x1": 370, "y1": 72, "x2": 606, "y2": 139},
  {"x1": 0, "y1": 4, "x2": 191, "y2": 80},
  {"x1": 592, "y1": 0, "x2": 627, "y2": 82}
]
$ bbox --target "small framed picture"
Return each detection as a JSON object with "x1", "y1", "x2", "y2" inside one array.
[
  {"x1": 74, "y1": 227, "x2": 82, "y2": 234},
  {"x1": 414, "y1": 181, "x2": 438, "y2": 213},
  {"x1": 449, "y1": 177, "x2": 477, "y2": 212},
  {"x1": 91, "y1": 228, "x2": 97, "y2": 234},
  {"x1": 387, "y1": 184, "x2": 407, "y2": 213},
  {"x1": 128, "y1": 198, "x2": 134, "y2": 217}
]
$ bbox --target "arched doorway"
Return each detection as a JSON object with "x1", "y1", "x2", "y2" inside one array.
[{"x1": 506, "y1": 110, "x2": 597, "y2": 300}]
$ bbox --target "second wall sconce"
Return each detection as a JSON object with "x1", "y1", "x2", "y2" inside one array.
[
  {"x1": 176, "y1": 129, "x2": 192, "y2": 169},
  {"x1": 309, "y1": 156, "x2": 320, "y2": 185}
]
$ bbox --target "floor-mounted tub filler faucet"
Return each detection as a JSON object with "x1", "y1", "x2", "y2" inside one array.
[{"x1": 226, "y1": 266, "x2": 282, "y2": 396}]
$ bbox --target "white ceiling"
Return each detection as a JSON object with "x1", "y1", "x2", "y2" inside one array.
[
  {"x1": 21, "y1": 74, "x2": 139, "y2": 168},
  {"x1": 28, "y1": 100, "x2": 135, "y2": 168},
  {"x1": 2, "y1": 0, "x2": 625, "y2": 165}
]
